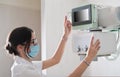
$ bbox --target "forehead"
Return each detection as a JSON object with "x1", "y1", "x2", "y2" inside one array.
[{"x1": 31, "y1": 32, "x2": 36, "y2": 39}]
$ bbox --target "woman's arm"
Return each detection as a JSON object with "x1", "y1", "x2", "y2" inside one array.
[
  {"x1": 68, "y1": 37, "x2": 100, "y2": 77},
  {"x1": 42, "y1": 16, "x2": 72, "y2": 70}
]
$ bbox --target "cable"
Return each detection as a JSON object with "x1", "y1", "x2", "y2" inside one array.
[{"x1": 106, "y1": 26, "x2": 120, "y2": 60}]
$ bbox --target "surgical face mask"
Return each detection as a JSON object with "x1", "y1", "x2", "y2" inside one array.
[{"x1": 27, "y1": 44, "x2": 40, "y2": 58}]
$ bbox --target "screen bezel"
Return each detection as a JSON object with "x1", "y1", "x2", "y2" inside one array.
[{"x1": 72, "y1": 4, "x2": 92, "y2": 26}]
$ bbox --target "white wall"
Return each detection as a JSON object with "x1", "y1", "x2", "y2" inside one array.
[
  {"x1": 0, "y1": 0, "x2": 40, "y2": 10},
  {"x1": 43, "y1": 0, "x2": 84, "y2": 77},
  {"x1": 43, "y1": 0, "x2": 120, "y2": 77},
  {"x1": 81, "y1": 0, "x2": 120, "y2": 7},
  {"x1": 0, "y1": 4, "x2": 40, "y2": 77}
]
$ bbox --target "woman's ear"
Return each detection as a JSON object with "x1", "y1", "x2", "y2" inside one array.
[{"x1": 16, "y1": 44, "x2": 24, "y2": 54}]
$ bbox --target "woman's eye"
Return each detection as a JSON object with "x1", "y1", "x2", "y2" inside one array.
[{"x1": 31, "y1": 39, "x2": 37, "y2": 45}]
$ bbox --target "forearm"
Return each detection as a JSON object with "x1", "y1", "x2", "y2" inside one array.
[
  {"x1": 42, "y1": 34, "x2": 68, "y2": 69},
  {"x1": 52, "y1": 34, "x2": 68, "y2": 63},
  {"x1": 42, "y1": 16, "x2": 72, "y2": 69},
  {"x1": 68, "y1": 36, "x2": 100, "y2": 77},
  {"x1": 68, "y1": 57, "x2": 93, "y2": 77}
]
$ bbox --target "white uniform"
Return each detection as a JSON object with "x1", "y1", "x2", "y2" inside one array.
[{"x1": 11, "y1": 56, "x2": 43, "y2": 77}]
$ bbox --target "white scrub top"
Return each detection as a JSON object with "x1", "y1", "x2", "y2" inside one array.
[{"x1": 11, "y1": 56, "x2": 43, "y2": 77}]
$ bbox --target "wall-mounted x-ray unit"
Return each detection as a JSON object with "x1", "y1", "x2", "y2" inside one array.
[
  {"x1": 72, "y1": 32, "x2": 117, "y2": 56},
  {"x1": 72, "y1": 4, "x2": 120, "y2": 59},
  {"x1": 72, "y1": 4, "x2": 120, "y2": 30},
  {"x1": 98, "y1": 6, "x2": 120, "y2": 27}
]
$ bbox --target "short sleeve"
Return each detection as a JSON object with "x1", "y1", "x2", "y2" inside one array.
[
  {"x1": 32, "y1": 61, "x2": 46, "y2": 77},
  {"x1": 32, "y1": 61, "x2": 42, "y2": 71}
]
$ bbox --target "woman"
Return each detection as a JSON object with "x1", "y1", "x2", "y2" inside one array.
[{"x1": 5, "y1": 16, "x2": 100, "y2": 77}]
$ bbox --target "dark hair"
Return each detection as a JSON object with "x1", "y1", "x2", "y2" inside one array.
[{"x1": 5, "y1": 26, "x2": 33, "y2": 56}]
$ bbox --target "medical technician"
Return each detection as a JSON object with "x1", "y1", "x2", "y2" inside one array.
[{"x1": 5, "y1": 16, "x2": 100, "y2": 77}]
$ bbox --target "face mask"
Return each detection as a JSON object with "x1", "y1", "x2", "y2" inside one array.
[{"x1": 27, "y1": 44, "x2": 40, "y2": 58}]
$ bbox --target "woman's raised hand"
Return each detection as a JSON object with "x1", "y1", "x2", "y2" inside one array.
[
  {"x1": 64, "y1": 16, "x2": 72, "y2": 38},
  {"x1": 86, "y1": 37, "x2": 100, "y2": 61}
]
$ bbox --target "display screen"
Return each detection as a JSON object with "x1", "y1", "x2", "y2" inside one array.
[
  {"x1": 74, "y1": 9, "x2": 90, "y2": 22},
  {"x1": 72, "y1": 5, "x2": 92, "y2": 26}
]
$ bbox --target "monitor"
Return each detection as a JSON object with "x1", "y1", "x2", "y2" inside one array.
[{"x1": 72, "y1": 4, "x2": 98, "y2": 30}]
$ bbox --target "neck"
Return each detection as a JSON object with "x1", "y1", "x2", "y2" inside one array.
[
  {"x1": 19, "y1": 53, "x2": 32, "y2": 62},
  {"x1": 24, "y1": 56, "x2": 32, "y2": 62}
]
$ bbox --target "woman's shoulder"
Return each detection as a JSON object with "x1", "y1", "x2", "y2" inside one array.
[
  {"x1": 11, "y1": 63, "x2": 42, "y2": 77},
  {"x1": 11, "y1": 63, "x2": 30, "y2": 72}
]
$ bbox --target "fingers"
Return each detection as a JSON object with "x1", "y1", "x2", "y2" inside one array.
[
  {"x1": 90, "y1": 36, "x2": 94, "y2": 46},
  {"x1": 64, "y1": 16, "x2": 67, "y2": 26},
  {"x1": 67, "y1": 21, "x2": 72, "y2": 27},
  {"x1": 64, "y1": 16, "x2": 72, "y2": 25},
  {"x1": 64, "y1": 16, "x2": 72, "y2": 34},
  {"x1": 93, "y1": 39, "x2": 100, "y2": 51},
  {"x1": 97, "y1": 46, "x2": 100, "y2": 51},
  {"x1": 65, "y1": 16, "x2": 67, "y2": 22},
  {"x1": 86, "y1": 37, "x2": 101, "y2": 60},
  {"x1": 90, "y1": 36, "x2": 100, "y2": 50},
  {"x1": 64, "y1": 16, "x2": 72, "y2": 29},
  {"x1": 94, "y1": 40, "x2": 100, "y2": 48}
]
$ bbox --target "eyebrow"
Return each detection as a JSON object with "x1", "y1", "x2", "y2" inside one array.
[{"x1": 31, "y1": 38, "x2": 37, "y2": 43}]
